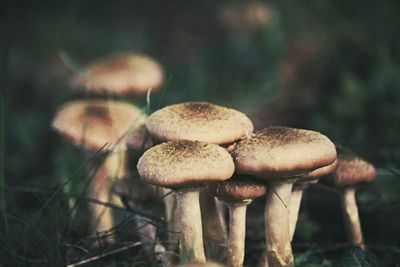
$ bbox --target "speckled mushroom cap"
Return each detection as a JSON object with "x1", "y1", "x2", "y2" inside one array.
[
  {"x1": 146, "y1": 102, "x2": 254, "y2": 145},
  {"x1": 71, "y1": 53, "x2": 164, "y2": 95},
  {"x1": 232, "y1": 126, "x2": 337, "y2": 181},
  {"x1": 137, "y1": 140, "x2": 235, "y2": 189},
  {"x1": 52, "y1": 100, "x2": 146, "y2": 151},
  {"x1": 322, "y1": 154, "x2": 376, "y2": 187},
  {"x1": 210, "y1": 174, "x2": 266, "y2": 204}
]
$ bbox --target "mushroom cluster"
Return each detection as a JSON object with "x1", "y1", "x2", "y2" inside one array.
[{"x1": 52, "y1": 55, "x2": 377, "y2": 266}]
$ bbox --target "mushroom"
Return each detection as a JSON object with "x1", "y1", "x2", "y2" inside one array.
[
  {"x1": 137, "y1": 140, "x2": 235, "y2": 263},
  {"x1": 209, "y1": 174, "x2": 266, "y2": 267},
  {"x1": 320, "y1": 153, "x2": 376, "y2": 249},
  {"x1": 232, "y1": 126, "x2": 336, "y2": 267},
  {"x1": 289, "y1": 160, "x2": 338, "y2": 240},
  {"x1": 146, "y1": 101, "x2": 254, "y2": 258},
  {"x1": 71, "y1": 52, "x2": 164, "y2": 96},
  {"x1": 52, "y1": 99, "x2": 147, "y2": 242}
]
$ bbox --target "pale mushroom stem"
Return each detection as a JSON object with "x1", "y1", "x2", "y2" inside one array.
[
  {"x1": 264, "y1": 181, "x2": 294, "y2": 267},
  {"x1": 162, "y1": 188, "x2": 180, "y2": 250},
  {"x1": 289, "y1": 184, "x2": 306, "y2": 241},
  {"x1": 200, "y1": 189, "x2": 228, "y2": 261},
  {"x1": 176, "y1": 188, "x2": 206, "y2": 263},
  {"x1": 341, "y1": 188, "x2": 365, "y2": 250},
  {"x1": 228, "y1": 203, "x2": 248, "y2": 267},
  {"x1": 89, "y1": 150, "x2": 127, "y2": 243}
]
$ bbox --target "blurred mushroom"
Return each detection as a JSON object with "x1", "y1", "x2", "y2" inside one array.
[
  {"x1": 71, "y1": 52, "x2": 164, "y2": 96},
  {"x1": 210, "y1": 174, "x2": 266, "y2": 267},
  {"x1": 112, "y1": 171, "x2": 171, "y2": 265},
  {"x1": 320, "y1": 154, "x2": 376, "y2": 249},
  {"x1": 289, "y1": 159, "x2": 338, "y2": 240},
  {"x1": 137, "y1": 140, "x2": 235, "y2": 263},
  {"x1": 52, "y1": 99, "x2": 147, "y2": 243},
  {"x1": 232, "y1": 126, "x2": 336, "y2": 267},
  {"x1": 146, "y1": 101, "x2": 254, "y2": 259}
]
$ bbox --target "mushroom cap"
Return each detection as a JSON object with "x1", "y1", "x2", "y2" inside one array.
[
  {"x1": 71, "y1": 53, "x2": 164, "y2": 95},
  {"x1": 232, "y1": 126, "x2": 337, "y2": 182},
  {"x1": 210, "y1": 174, "x2": 266, "y2": 203},
  {"x1": 125, "y1": 120, "x2": 154, "y2": 151},
  {"x1": 322, "y1": 154, "x2": 376, "y2": 187},
  {"x1": 137, "y1": 140, "x2": 235, "y2": 189},
  {"x1": 146, "y1": 102, "x2": 254, "y2": 145},
  {"x1": 52, "y1": 100, "x2": 146, "y2": 151},
  {"x1": 297, "y1": 159, "x2": 338, "y2": 185}
]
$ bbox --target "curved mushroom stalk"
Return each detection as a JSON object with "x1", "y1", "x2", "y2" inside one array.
[
  {"x1": 341, "y1": 188, "x2": 365, "y2": 249},
  {"x1": 88, "y1": 150, "x2": 127, "y2": 243},
  {"x1": 264, "y1": 181, "x2": 294, "y2": 267}
]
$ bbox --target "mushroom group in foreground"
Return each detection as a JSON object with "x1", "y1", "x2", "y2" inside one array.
[
  {"x1": 232, "y1": 126, "x2": 337, "y2": 267},
  {"x1": 321, "y1": 153, "x2": 376, "y2": 249},
  {"x1": 137, "y1": 140, "x2": 235, "y2": 263},
  {"x1": 145, "y1": 101, "x2": 254, "y2": 258}
]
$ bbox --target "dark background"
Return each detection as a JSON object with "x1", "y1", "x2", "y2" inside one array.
[{"x1": 1, "y1": 1, "x2": 399, "y2": 266}]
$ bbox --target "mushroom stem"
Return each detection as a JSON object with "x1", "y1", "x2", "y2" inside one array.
[
  {"x1": 228, "y1": 203, "x2": 248, "y2": 267},
  {"x1": 176, "y1": 188, "x2": 206, "y2": 263},
  {"x1": 89, "y1": 150, "x2": 127, "y2": 243},
  {"x1": 341, "y1": 188, "x2": 365, "y2": 249},
  {"x1": 264, "y1": 181, "x2": 294, "y2": 267},
  {"x1": 162, "y1": 188, "x2": 180, "y2": 250},
  {"x1": 289, "y1": 184, "x2": 306, "y2": 241},
  {"x1": 200, "y1": 189, "x2": 228, "y2": 261}
]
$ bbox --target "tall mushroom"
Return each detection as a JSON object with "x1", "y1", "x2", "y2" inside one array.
[
  {"x1": 320, "y1": 153, "x2": 376, "y2": 249},
  {"x1": 137, "y1": 140, "x2": 235, "y2": 263},
  {"x1": 71, "y1": 52, "x2": 164, "y2": 96},
  {"x1": 289, "y1": 160, "x2": 338, "y2": 240},
  {"x1": 209, "y1": 174, "x2": 266, "y2": 267},
  {"x1": 232, "y1": 126, "x2": 336, "y2": 267},
  {"x1": 52, "y1": 99, "x2": 147, "y2": 242},
  {"x1": 146, "y1": 101, "x2": 254, "y2": 258}
]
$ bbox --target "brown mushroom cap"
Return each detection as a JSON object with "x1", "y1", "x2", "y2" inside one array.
[
  {"x1": 71, "y1": 53, "x2": 164, "y2": 95},
  {"x1": 322, "y1": 154, "x2": 376, "y2": 187},
  {"x1": 146, "y1": 102, "x2": 254, "y2": 145},
  {"x1": 232, "y1": 126, "x2": 337, "y2": 181},
  {"x1": 210, "y1": 174, "x2": 266, "y2": 203},
  {"x1": 137, "y1": 140, "x2": 235, "y2": 189},
  {"x1": 52, "y1": 100, "x2": 146, "y2": 151}
]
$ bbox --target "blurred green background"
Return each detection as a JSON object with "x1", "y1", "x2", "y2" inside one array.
[{"x1": 1, "y1": 0, "x2": 400, "y2": 266}]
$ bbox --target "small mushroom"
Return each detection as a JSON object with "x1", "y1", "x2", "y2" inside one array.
[
  {"x1": 52, "y1": 99, "x2": 147, "y2": 242},
  {"x1": 71, "y1": 52, "x2": 164, "y2": 96},
  {"x1": 137, "y1": 140, "x2": 235, "y2": 263},
  {"x1": 320, "y1": 153, "x2": 376, "y2": 249},
  {"x1": 232, "y1": 126, "x2": 336, "y2": 267},
  {"x1": 146, "y1": 101, "x2": 254, "y2": 258},
  {"x1": 210, "y1": 175, "x2": 266, "y2": 267},
  {"x1": 289, "y1": 160, "x2": 338, "y2": 240}
]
